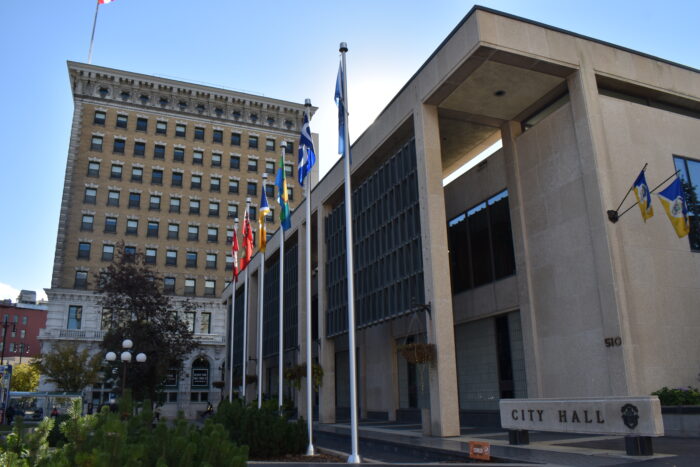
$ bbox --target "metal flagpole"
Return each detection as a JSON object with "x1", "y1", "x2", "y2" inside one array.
[
  {"x1": 228, "y1": 220, "x2": 239, "y2": 402},
  {"x1": 339, "y1": 42, "x2": 361, "y2": 464},
  {"x1": 242, "y1": 198, "x2": 252, "y2": 400},
  {"x1": 304, "y1": 99, "x2": 315, "y2": 456},
  {"x1": 278, "y1": 144, "x2": 287, "y2": 410},
  {"x1": 258, "y1": 174, "x2": 268, "y2": 409},
  {"x1": 87, "y1": 0, "x2": 100, "y2": 64}
]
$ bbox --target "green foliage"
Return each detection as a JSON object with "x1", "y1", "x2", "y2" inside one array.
[
  {"x1": 283, "y1": 363, "x2": 324, "y2": 391},
  {"x1": 213, "y1": 399, "x2": 307, "y2": 459},
  {"x1": 47, "y1": 414, "x2": 70, "y2": 448},
  {"x1": 0, "y1": 416, "x2": 54, "y2": 466},
  {"x1": 652, "y1": 386, "x2": 700, "y2": 405},
  {"x1": 35, "y1": 342, "x2": 103, "y2": 392},
  {"x1": 10, "y1": 363, "x2": 40, "y2": 392}
]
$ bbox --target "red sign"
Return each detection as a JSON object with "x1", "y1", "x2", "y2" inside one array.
[{"x1": 468, "y1": 441, "x2": 490, "y2": 461}]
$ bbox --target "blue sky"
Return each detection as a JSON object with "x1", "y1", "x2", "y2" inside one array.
[{"x1": 0, "y1": 0, "x2": 698, "y2": 301}]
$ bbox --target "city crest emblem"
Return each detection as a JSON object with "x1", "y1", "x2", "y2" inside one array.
[{"x1": 620, "y1": 403, "x2": 639, "y2": 429}]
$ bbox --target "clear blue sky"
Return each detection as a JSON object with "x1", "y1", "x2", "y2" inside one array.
[{"x1": 0, "y1": 0, "x2": 698, "y2": 301}]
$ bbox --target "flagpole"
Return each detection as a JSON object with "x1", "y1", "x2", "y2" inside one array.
[
  {"x1": 339, "y1": 42, "x2": 361, "y2": 464},
  {"x1": 258, "y1": 174, "x2": 269, "y2": 409},
  {"x1": 242, "y1": 198, "x2": 252, "y2": 400},
  {"x1": 87, "y1": 0, "x2": 100, "y2": 64},
  {"x1": 303, "y1": 99, "x2": 315, "y2": 457},
  {"x1": 228, "y1": 221, "x2": 238, "y2": 402},
  {"x1": 278, "y1": 144, "x2": 287, "y2": 410}
]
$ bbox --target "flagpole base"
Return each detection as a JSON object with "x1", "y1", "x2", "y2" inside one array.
[
  {"x1": 306, "y1": 444, "x2": 315, "y2": 456},
  {"x1": 347, "y1": 453, "x2": 361, "y2": 463}
]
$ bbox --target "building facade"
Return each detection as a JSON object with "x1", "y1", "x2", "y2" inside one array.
[
  {"x1": 0, "y1": 302, "x2": 47, "y2": 365},
  {"x1": 41, "y1": 62, "x2": 317, "y2": 417},
  {"x1": 224, "y1": 7, "x2": 700, "y2": 436}
]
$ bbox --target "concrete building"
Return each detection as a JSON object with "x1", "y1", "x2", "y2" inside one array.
[
  {"x1": 41, "y1": 62, "x2": 317, "y2": 416},
  {"x1": 224, "y1": 6, "x2": 700, "y2": 436}
]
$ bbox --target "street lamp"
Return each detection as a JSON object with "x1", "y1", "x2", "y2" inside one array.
[
  {"x1": 0, "y1": 318, "x2": 16, "y2": 365},
  {"x1": 106, "y1": 339, "x2": 146, "y2": 395}
]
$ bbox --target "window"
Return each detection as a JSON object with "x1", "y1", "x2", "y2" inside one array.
[
  {"x1": 107, "y1": 190, "x2": 120, "y2": 206},
  {"x1": 226, "y1": 229, "x2": 233, "y2": 244},
  {"x1": 166, "y1": 250, "x2": 177, "y2": 266},
  {"x1": 227, "y1": 203, "x2": 238, "y2": 219},
  {"x1": 247, "y1": 158, "x2": 258, "y2": 172},
  {"x1": 149, "y1": 195, "x2": 161, "y2": 211},
  {"x1": 226, "y1": 255, "x2": 233, "y2": 270},
  {"x1": 172, "y1": 172, "x2": 183, "y2": 187},
  {"x1": 248, "y1": 136, "x2": 258, "y2": 149},
  {"x1": 110, "y1": 164, "x2": 122, "y2": 180},
  {"x1": 674, "y1": 155, "x2": 700, "y2": 251},
  {"x1": 126, "y1": 219, "x2": 138, "y2": 235},
  {"x1": 113, "y1": 138, "x2": 125, "y2": 153},
  {"x1": 124, "y1": 246, "x2": 136, "y2": 262},
  {"x1": 164, "y1": 277, "x2": 175, "y2": 294},
  {"x1": 187, "y1": 225, "x2": 199, "y2": 241},
  {"x1": 104, "y1": 216, "x2": 117, "y2": 233},
  {"x1": 74, "y1": 272, "x2": 88, "y2": 290},
  {"x1": 184, "y1": 279, "x2": 196, "y2": 296},
  {"x1": 210, "y1": 177, "x2": 220, "y2": 192},
  {"x1": 116, "y1": 114, "x2": 128, "y2": 129},
  {"x1": 285, "y1": 164, "x2": 294, "y2": 178},
  {"x1": 151, "y1": 169, "x2": 163, "y2": 185},
  {"x1": 265, "y1": 138, "x2": 275, "y2": 152},
  {"x1": 136, "y1": 117, "x2": 148, "y2": 132},
  {"x1": 285, "y1": 142, "x2": 294, "y2": 154},
  {"x1": 231, "y1": 132, "x2": 241, "y2": 146},
  {"x1": 194, "y1": 127, "x2": 205, "y2": 141},
  {"x1": 154, "y1": 144, "x2": 165, "y2": 159},
  {"x1": 230, "y1": 155, "x2": 240, "y2": 170},
  {"x1": 145, "y1": 248, "x2": 157, "y2": 264},
  {"x1": 206, "y1": 254, "x2": 217, "y2": 269},
  {"x1": 287, "y1": 186, "x2": 294, "y2": 201},
  {"x1": 211, "y1": 153, "x2": 222, "y2": 167},
  {"x1": 84, "y1": 188, "x2": 97, "y2": 204},
  {"x1": 266, "y1": 207, "x2": 274, "y2": 223},
  {"x1": 134, "y1": 141, "x2": 146, "y2": 156},
  {"x1": 131, "y1": 167, "x2": 143, "y2": 182},
  {"x1": 265, "y1": 161, "x2": 275, "y2": 174},
  {"x1": 265, "y1": 184, "x2": 275, "y2": 198},
  {"x1": 80, "y1": 215, "x2": 94, "y2": 231},
  {"x1": 91, "y1": 136, "x2": 103, "y2": 151},
  {"x1": 169, "y1": 197, "x2": 181, "y2": 213},
  {"x1": 249, "y1": 206, "x2": 257, "y2": 219},
  {"x1": 247, "y1": 181, "x2": 257, "y2": 196},
  {"x1": 156, "y1": 121, "x2": 167, "y2": 135},
  {"x1": 191, "y1": 175, "x2": 202, "y2": 189},
  {"x1": 21, "y1": 316, "x2": 27, "y2": 325},
  {"x1": 208, "y1": 202, "x2": 219, "y2": 217},
  {"x1": 213, "y1": 130, "x2": 223, "y2": 143},
  {"x1": 193, "y1": 151, "x2": 203, "y2": 165},
  {"x1": 102, "y1": 244, "x2": 114, "y2": 261},
  {"x1": 186, "y1": 252, "x2": 197, "y2": 267},
  {"x1": 207, "y1": 227, "x2": 218, "y2": 242},
  {"x1": 173, "y1": 147, "x2": 185, "y2": 162},
  {"x1": 167, "y1": 223, "x2": 179, "y2": 239},
  {"x1": 175, "y1": 124, "x2": 186, "y2": 137},
  {"x1": 87, "y1": 161, "x2": 100, "y2": 177},
  {"x1": 128, "y1": 192, "x2": 141, "y2": 208},
  {"x1": 147, "y1": 221, "x2": 159, "y2": 237},
  {"x1": 78, "y1": 242, "x2": 91, "y2": 259},
  {"x1": 94, "y1": 111, "x2": 106, "y2": 125},
  {"x1": 68, "y1": 305, "x2": 82, "y2": 329},
  {"x1": 189, "y1": 199, "x2": 200, "y2": 215},
  {"x1": 228, "y1": 180, "x2": 239, "y2": 194}
]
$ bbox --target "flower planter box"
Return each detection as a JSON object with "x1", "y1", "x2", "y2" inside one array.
[{"x1": 661, "y1": 406, "x2": 700, "y2": 438}]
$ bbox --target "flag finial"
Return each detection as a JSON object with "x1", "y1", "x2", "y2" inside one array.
[
  {"x1": 340, "y1": 42, "x2": 348, "y2": 52},
  {"x1": 305, "y1": 98, "x2": 312, "y2": 107}
]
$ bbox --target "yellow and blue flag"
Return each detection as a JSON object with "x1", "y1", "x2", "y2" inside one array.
[
  {"x1": 633, "y1": 170, "x2": 653, "y2": 221},
  {"x1": 275, "y1": 154, "x2": 291, "y2": 231},
  {"x1": 657, "y1": 177, "x2": 690, "y2": 238},
  {"x1": 258, "y1": 188, "x2": 271, "y2": 251}
]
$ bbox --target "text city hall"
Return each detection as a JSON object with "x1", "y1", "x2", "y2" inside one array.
[{"x1": 511, "y1": 409, "x2": 606, "y2": 424}]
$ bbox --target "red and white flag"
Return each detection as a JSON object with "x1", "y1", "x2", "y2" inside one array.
[
  {"x1": 240, "y1": 208, "x2": 254, "y2": 271},
  {"x1": 98, "y1": 0, "x2": 116, "y2": 4},
  {"x1": 231, "y1": 228, "x2": 240, "y2": 283}
]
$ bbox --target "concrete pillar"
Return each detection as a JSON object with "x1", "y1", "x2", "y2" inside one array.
[
  {"x1": 317, "y1": 204, "x2": 336, "y2": 423},
  {"x1": 413, "y1": 103, "x2": 460, "y2": 437}
]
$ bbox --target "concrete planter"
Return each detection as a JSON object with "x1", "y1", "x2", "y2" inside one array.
[{"x1": 661, "y1": 406, "x2": 700, "y2": 438}]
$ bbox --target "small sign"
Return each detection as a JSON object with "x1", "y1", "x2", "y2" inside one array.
[
  {"x1": 468, "y1": 441, "x2": 490, "y2": 461},
  {"x1": 191, "y1": 368, "x2": 209, "y2": 388}
]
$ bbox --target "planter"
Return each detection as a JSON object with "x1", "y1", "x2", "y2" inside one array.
[
  {"x1": 661, "y1": 405, "x2": 700, "y2": 438},
  {"x1": 397, "y1": 343, "x2": 436, "y2": 365}
]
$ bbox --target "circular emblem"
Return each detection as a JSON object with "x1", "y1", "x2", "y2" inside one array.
[
  {"x1": 671, "y1": 198, "x2": 683, "y2": 217},
  {"x1": 640, "y1": 184, "x2": 648, "y2": 201},
  {"x1": 621, "y1": 403, "x2": 639, "y2": 429}
]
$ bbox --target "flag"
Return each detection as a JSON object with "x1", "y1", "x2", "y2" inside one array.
[
  {"x1": 241, "y1": 208, "x2": 254, "y2": 270},
  {"x1": 98, "y1": 0, "x2": 116, "y2": 4},
  {"x1": 658, "y1": 177, "x2": 690, "y2": 238},
  {"x1": 258, "y1": 189, "x2": 271, "y2": 252},
  {"x1": 335, "y1": 60, "x2": 347, "y2": 157},
  {"x1": 633, "y1": 170, "x2": 654, "y2": 221},
  {"x1": 231, "y1": 228, "x2": 240, "y2": 282},
  {"x1": 275, "y1": 155, "x2": 292, "y2": 231},
  {"x1": 298, "y1": 113, "x2": 316, "y2": 187}
]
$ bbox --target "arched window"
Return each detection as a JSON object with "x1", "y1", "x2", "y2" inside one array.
[{"x1": 191, "y1": 357, "x2": 210, "y2": 389}]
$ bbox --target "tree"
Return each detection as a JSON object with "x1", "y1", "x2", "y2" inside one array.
[
  {"x1": 96, "y1": 243, "x2": 199, "y2": 401},
  {"x1": 10, "y1": 363, "x2": 40, "y2": 392},
  {"x1": 35, "y1": 342, "x2": 103, "y2": 392}
]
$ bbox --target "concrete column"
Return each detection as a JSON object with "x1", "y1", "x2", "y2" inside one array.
[
  {"x1": 297, "y1": 220, "x2": 309, "y2": 419},
  {"x1": 317, "y1": 204, "x2": 336, "y2": 423},
  {"x1": 413, "y1": 103, "x2": 460, "y2": 437}
]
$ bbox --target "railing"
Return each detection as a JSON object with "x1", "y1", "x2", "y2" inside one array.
[
  {"x1": 39, "y1": 328, "x2": 106, "y2": 341},
  {"x1": 194, "y1": 334, "x2": 224, "y2": 344}
]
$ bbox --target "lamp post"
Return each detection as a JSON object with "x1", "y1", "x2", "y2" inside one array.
[
  {"x1": 0, "y1": 318, "x2": 16, "y2": 365},
  {"x1": 105, "y1": 339, "x2": 147, "y2": 395}
]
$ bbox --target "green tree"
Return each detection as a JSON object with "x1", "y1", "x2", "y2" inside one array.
[
  {"x1": 97, "y1": 243, "x2": 199, "y2": 401},
  {"x1": 35, "y1": 342, "x2": 103, "y2": 392},
  {"x1": 9, "y1": 363, "x2": 40, "y2": 392}
]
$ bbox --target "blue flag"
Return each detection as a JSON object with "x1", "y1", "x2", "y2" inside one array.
[
  {"x1": 658, "y1": 177, "x2": 690, "y2": 238},
  {"x1": 297, "y1": 113, "x2": 316, "y2": 187},
  {"x1": 335, "y1": 61, "x2": 347, "y2": 157},
  {"x1": 633, "y1": 170, "x2": 653, "y2": 221}
]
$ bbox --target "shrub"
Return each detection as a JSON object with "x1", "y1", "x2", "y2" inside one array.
[{"x1": 652, "y1": 386, "x2": 700, "y2": 405}]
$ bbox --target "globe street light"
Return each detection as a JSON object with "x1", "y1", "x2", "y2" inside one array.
[{"x1": 106, "y1": 339, "x2": 146, "y2": 396}]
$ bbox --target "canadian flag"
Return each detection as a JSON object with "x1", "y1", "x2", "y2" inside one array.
[
  {"x1": 98, "y1": 0, "x2": 116, "y2": 4},
  {"x1": 231, "y1": 229, "x2": 240, "y2": 283}
]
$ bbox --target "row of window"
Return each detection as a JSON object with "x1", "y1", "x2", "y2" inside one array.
[
  {"x1": 0, "y1": 342, "x2": 29, "y2": 353},
  {"x1": 72, "y1": 273, "x2": 220, "y2": 297},
  {"x1": 92, "y1": 111, "x2": 289, "y2": 151},
  {"x1": 2, "y1": 328, "x2": 27, "y2": 339},
  {"x1": 69, "y1": 305, "x2": 215, "y2": 334},
  {"x1": 2, "y1": 315, "x2": 29, "y2": 325}
]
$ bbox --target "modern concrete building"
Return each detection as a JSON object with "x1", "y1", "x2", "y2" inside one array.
[
  {"x1": 224, "y1": 6, "x2": 700, "y2": 436},
  {"x1": 41, "y1": 62, "x2": 317, "y2": 416}
]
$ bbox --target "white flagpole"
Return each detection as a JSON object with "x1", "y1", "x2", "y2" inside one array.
[
  {"x1": 339, "y1": 42, "x2": 360, "y2": 464},
  {"x1": 228, "y1": 220, "x2": 239, "y2": 403},
  {"x1": 303, "y1": 99, "x2": 315, "y2": 456},
  {"x1": 258, "y1": 174, "x2": 268, "y2": 408},
  {"x1": 87, "y1": 0, "x2": 100, "y2": 64},
  {"x1": 242, "y1": 198, "x2": 252, "y2": 400},
  {"x1": 278, "y1": 144, "x2": 287, "y2": 410}
]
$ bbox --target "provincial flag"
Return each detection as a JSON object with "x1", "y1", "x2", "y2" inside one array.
[
  {"x1": 258, "y1": 188, "x2": 271, "y2": 252},
  {"x1": 241, "y1": 208, "x2": 254, "y2": 270},
  {"x1": 231, "y1": 228, "x2": 239, "y2": 283},
  {"x1": 297, "y1": 113, "x2": 316, "y2": 187},
  {"x1": 275, "y1": 154, "x2": 292, "y2": 231},
  {"x1": 633, "y1": 170, "x2": 654, "y2": 221},
  {"x1": 657, "y1": 177, "x2": 690, "y2": 238},
  {"x1": 335, "y1": 60, "x2": 347, "y2": 157}
]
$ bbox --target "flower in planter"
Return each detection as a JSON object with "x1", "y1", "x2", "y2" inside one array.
[{"x1": 397, "y1": 343, "x2": 436, "y2": 365}]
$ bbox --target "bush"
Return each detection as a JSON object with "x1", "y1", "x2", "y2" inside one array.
[
  {"x1": 652, "y1": 386, "x2": 700, "y2": 405},
  {"x1": 213, "y1": 399, "x2": 307, "y2": 459},
  {"x1": 47, "y1": 414, "x2": 70, "y2": 447}
]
